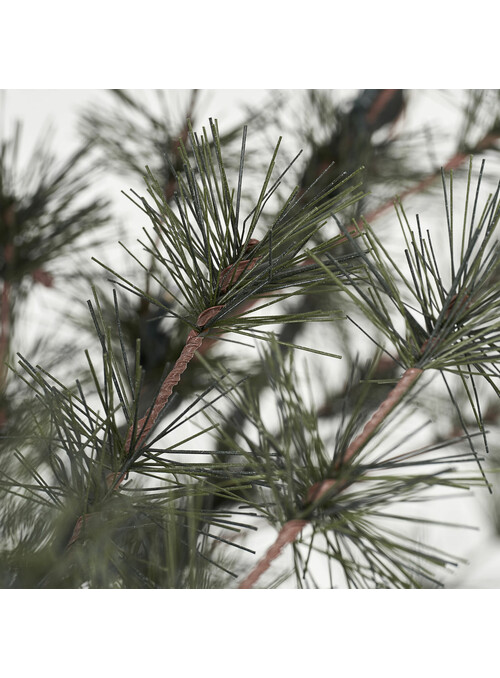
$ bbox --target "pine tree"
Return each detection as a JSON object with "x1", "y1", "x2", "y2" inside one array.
[{"x1": 1, "y1": 89, "x2": 499, "y2": 588}]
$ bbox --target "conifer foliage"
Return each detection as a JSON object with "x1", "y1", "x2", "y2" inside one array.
[{"x1": 1, "y1": 90, "x2": 499, "y2": 588}]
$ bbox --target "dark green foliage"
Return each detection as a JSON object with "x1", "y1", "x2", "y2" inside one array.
[{"x1": 0, "y1": 122, "x2": 110, "y2": 289}]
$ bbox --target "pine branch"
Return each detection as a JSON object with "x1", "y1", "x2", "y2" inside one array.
[
  {"x1": 237, "y1": 366, "x2": 423, "y2": 588},
  {"x1": 4, "y1": 95, "x2": 499, "y2": 589},
  {"x1": 358, "y1": 127, "x2": 500, "y2": 229},
  {"x1": 64, "y1": 120, "x2": 365, "y2": 555},
  {"x1": 237, "y1": 157, "x2": 499, "y2": 588},
  {"x1": 121, "y1": 306, "x2": 223, "y2": 463},
  {"x1": 0, "y1": 120, "x2": 112, "y2": 430}
]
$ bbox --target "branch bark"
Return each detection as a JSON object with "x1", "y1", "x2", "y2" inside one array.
[
  {"x1": 67, "y1": 304, "x2": 224, "y2": 546},
  {"x1": 238, "y1": 367, "x2": 423, "y2": 588}
]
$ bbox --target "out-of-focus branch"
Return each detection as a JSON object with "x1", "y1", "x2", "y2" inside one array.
[{"x1": 0, "y1": 204, "x2": 15, "y2": 428}]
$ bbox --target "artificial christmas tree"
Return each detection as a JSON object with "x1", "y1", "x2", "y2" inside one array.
[{"x1": 1, "y1": 89, "x2": 499, "y2": 588}]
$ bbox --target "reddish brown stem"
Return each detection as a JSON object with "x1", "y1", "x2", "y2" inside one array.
[
  {"x1": 354, "y1": 135, "x2": 499, "y2": 231},
  {"x1": 110, "y1": 304, "x2": 224, "y2": 490},
  {"x1": 365, "y1": 90, "x2": 402, "y2": 128},
  {"x1": 69, "y1": 246, "x2": 261, "y2": 545},
  {"x1": 68, "y1": 305, "x2": 224, "y2": 546},
  {"x1": 31, "y1": 269, "x2": 54, "y2": 287},
  {"x1": 67, "y1": 514, "x2": 85, "y2": 547},
  {"x1": 334, "y1": 132, "x2": 500, "y2": 248},
  {"x1": 125, "y1": 333, "x2": 203, "y2": 452},
  {"x1": 66, "y1": 132, "x2": 491, "y2": 558},
  {"x1": 238, "y1": 520, "x2": 308, "y2": 589},
  {"x1": 342, "y1": 367, "x2": 423, "y2": 466},
  {"x1": 238, "y1": 367, "x2": 423, "y2": 588}
]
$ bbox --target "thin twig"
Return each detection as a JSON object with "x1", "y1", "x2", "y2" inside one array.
[
  {"x1": 111, "y1": 304, "x2": 224, "y2": 488},
  {"x1": 67, "y1": 303, "x2": 223, "y2": 547},
  {"x1": 143, "y1": 89, "x2": 199, "y2": 307},
  {"x1": 354, "y1": 133, "x2": 499, "y2": 229},
  {"x1": 125, "y1": 307, "x2": 224, "y2": 452},
  {"x1": 342, "y1": 367, "x2": 423, "y2": 465},
  {"x1": 67, "y1": 244, "x2": 263, "y2": 547},
  {"x1": 238, "y1": 520, "x2": 308, "y2": 589}
]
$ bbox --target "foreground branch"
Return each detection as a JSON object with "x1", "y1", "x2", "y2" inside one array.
[
  {"x1": 238, "y1": 520, "x2": 308, "y2": 589},
  {"x1": 67, "y1": 249, "x2": 263, "y2": 547},
  {"x1": 238, "y1": 367, "x2": 423, "y2": 588},
  {"x1": 124, "y1": 304, "x2": 224, "y2": 454},
  {"x1": 67, "y1": 304, "x2": 224, "y2": 547}
]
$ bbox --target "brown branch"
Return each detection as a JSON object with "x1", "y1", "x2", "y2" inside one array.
[
  {"x1": 238, "y1": 519, "x2": 308, "y2": 589},
  {"x1": 67, "y1": 514, "x2": 85, "y2": 547},
  {"x1": 113, "y1": 304, "x2": 224, "y2": 486},
  {"x1": 31, "y1": 269, "x2": 54, "y2": 287},
  {"x1": 126, "y1": 333, "x2": 202, "y2": 450},
  {"x1": 238, "y1": 367, "x2": 423, "y2": 588},
  {"x1": 144, "y1": 89, "x2": 200, "y2": 308},
  {"x1": 130, "y1": 310, "x2": 222, "y2": 447},
  {"x1": 67, "y1": 304, "x2": 224, "y2": 547},
  {"x1": 353, "y1": 131, "x2": 499, "y2": 232},
  {"x1": 343, "y1": 367, "x2": 423, "y2": 465},
  {"x1": 65, "y1": 126, "x2": 497, "y2": 560},
  {"x1": 365, "y1": 90, "x2": 403, "y2": 129},
  {"x1": 68, "y1": 242, "x2": 263, "y2": 547},
  {"x1": 128, "y1": 247, "x2": 262, "y2": 452}
]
